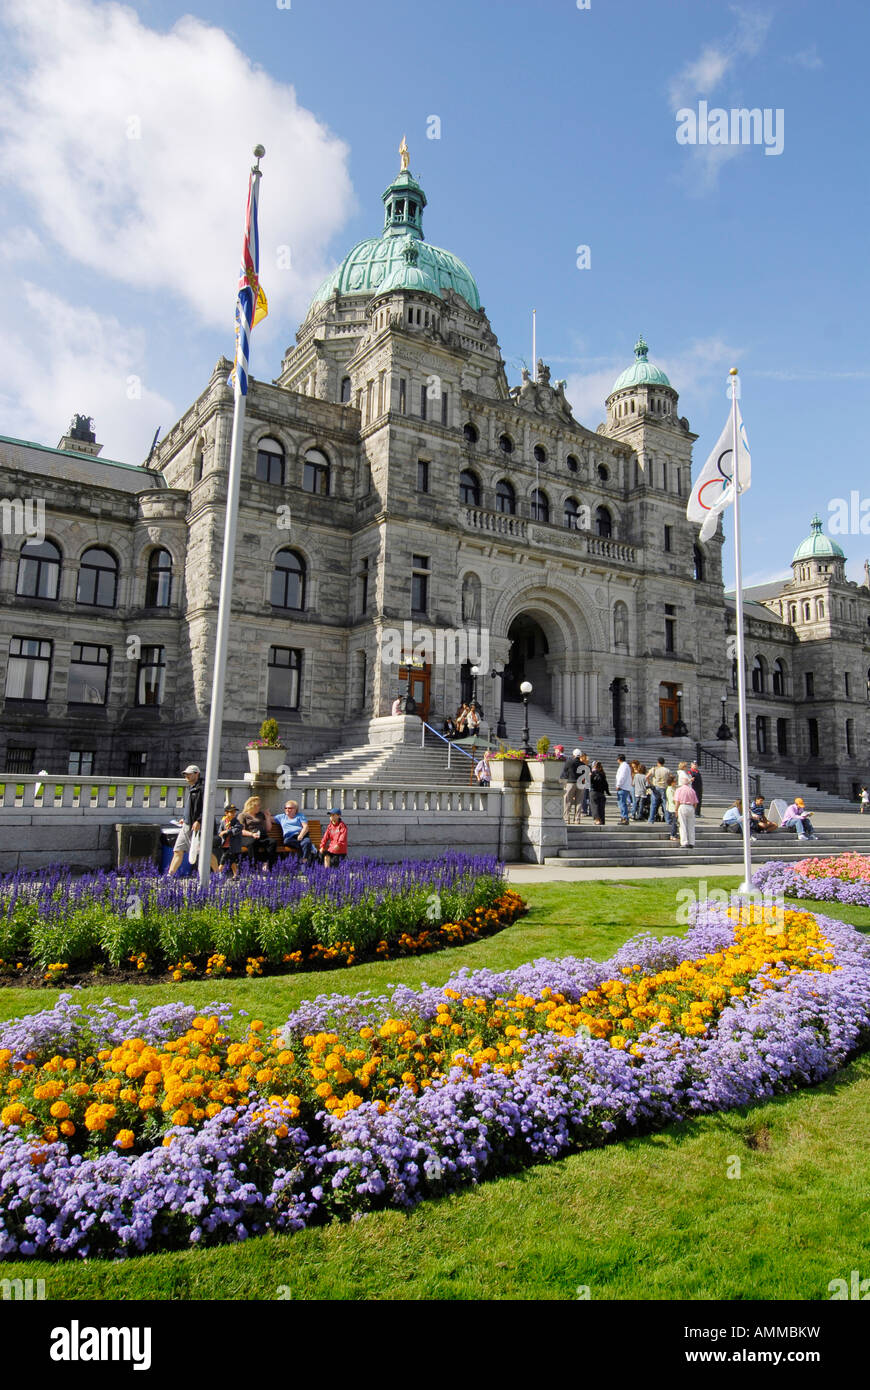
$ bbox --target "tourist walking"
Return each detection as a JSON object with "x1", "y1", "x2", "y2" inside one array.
[
  {"x1": 167, "y1": 763, "x2": 218, "y2": 877},
  {"x1": 576, "y1": 754, "x2": 591, "y2": 818},
  {"x1": 615, "y1": 754, "x2": 633, "y2": 824},
  {"x1": 590, "y1": 760, "x2": 610, "y2": 825},
  {"x1": 647, "y1": 758, "x2": 671, "y2": 824},
  {"x1": 665, "y1": 774, "x2": 678, "y2": 840},
  {"x1": 474, "y1": 750, "x2": 492, "y2": 786},
  {"x1": 860, "y1": 786, "x2": 869, "y2": 815},
  {"x1": 560, "y1": 748, "x2": 582, "y2": 823},
  {"x1": 632, "y1": 762, "x2": 649, "y2": 820},
  {"x1": 674, "y1": 778, "x2": 699, "y2": 849}
]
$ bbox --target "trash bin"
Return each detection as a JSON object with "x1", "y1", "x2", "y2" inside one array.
[
  {"x1": 114, "y1": 823, "x2": 163, "y2": 869},
  {"x1": 159, "y1": 826, "x2": 189, "y2": 875}
]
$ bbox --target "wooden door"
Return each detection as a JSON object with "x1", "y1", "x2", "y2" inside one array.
[
  {"x1": 659, "y1": 686, "x2": 679, "y2": 735},
  {"x1": 399, "y1": 664, "x2": 430, "y2": 720}
]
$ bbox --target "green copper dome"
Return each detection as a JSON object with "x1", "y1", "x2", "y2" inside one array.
[
  {"x1": 610, "y1": 335, "x2": 672, "y2": 393},
  {"x1": 308, "y1": 150, "x2": 480, "y2": 312},
  {"x1": 792, "y1": 514, "x2": 845, "y2": 563}
]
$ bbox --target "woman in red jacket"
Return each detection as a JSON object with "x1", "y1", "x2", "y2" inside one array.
[{"x1": 319, "y1": 808, "x2": 348, "y2": 866}]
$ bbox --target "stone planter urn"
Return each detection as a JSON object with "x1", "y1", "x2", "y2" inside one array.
[
  {"x1": 527, "y1": 759, "x2": 564, "y2": 786},
  {"x1": 246, "y1": 746, "x2": 287, "y2": 779},
  {"x1": 489, "y1": 759, "x2": 525, "y2": 785}
]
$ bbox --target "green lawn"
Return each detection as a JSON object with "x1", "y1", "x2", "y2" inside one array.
[{"x1": 2, "y1": 876, "x2": 869, "y2": 1300}]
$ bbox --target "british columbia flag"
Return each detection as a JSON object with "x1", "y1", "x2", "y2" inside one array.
[{"x1": 230, "y1": 169, "x2": 268, "y2": 396}]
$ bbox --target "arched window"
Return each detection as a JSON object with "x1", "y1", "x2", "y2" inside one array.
[
  {"x1": 803, "y1": 602, "x2": 811, "y2": 621},
  {"x1": 693, "y1": 544, "x2": 705, "y2": 582},
  {"x1": 597, "y1": 464, "x2": 609, "y2": 482},
  {"x1": 461, "y1": 573, "x2": 481, "y2": 623},
  {"x1": 16, "y1": 539, "x2": 61, "y2": 600},
  {"x1": 566, "y1": 453, "x2": 579, "y2": 473},
  {"x1": 751, "y1": 655, "x2": 766, "y2": 693},
  {"x1": 498, "y1": 433, "x2": 513, "y2": 455},
  {"x1": 530, "y1": 488, "x2": 549, "y2": 523},
  {"x1": 496, "y1": 479, "x2": 516, "y2": 515},
  {"x1": 77, "y1": 547, "x2": 118, "y2": 608},
  {"x1": 533, "y1": 444, "x2": 547, "y2": 463},
  {"x1": 772, "y1": 659, "x2": 786, "y2": 696},
  {"x1": 564, "y1": 496, "x2": 581, "y2": 529},
  {"x1": 459, "y1": 469, "x2": 481, "y2": 506},
  {"x1": 270, "y1": 549, "x2": 306, "y2": 610},
  {"x1": 340, "y1": 376, "x2": 351, "y2": 404},
  {"x1": 595, "y1": 505, "x2": 612, "y2": 538},
  {"x1": 256, "y1": 437, "x2": 285, "y2": 485},
  {"x1": 145, "y1": 549, "x2": 173, "y2": 607},
  {"x1": 193, "y1": 441, "x2": 204, "y2": 484},
  {"x1": 463, "y1": 422, "x2": 479, "y2": 444},
  {"x1": 816, "y1": 597, "x2": 825, "y2": 619},
  {"x1": 302, "y1": 448, "x2": 330, "y2": 496}
]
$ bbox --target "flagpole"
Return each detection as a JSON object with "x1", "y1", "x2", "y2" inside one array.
[
  {"x1": 199, "y1": 146, "x2": 265, "y2": 887},
  {"x1": 729, "y1": 366, "x2": 753, "y2": 894}
]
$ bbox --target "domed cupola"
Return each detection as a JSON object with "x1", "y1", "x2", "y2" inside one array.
[
  {"x1": 307, "y1": 140, "x2": 481, "y2": 313},
  {"x1": 791, "y1": 514, "x2": 846, "y2": 581},
  {"x1": 605, "y1": 335, "x2": 678, "y2": 428}
]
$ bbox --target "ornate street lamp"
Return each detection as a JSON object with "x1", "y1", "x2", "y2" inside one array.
[
  {"x1": 716, "y1": 688, "x2": 732, "y2": 741},
  {"x1": 470, "y1": 665, "x2": 480, "y2": 706},
  {"x1": 608, "y1": 678, "x2": 629, "y2": 747},
  {"x1": 490, "y1": 664, "x2": 507, "y2": 740},
  {"x1": 520, "y1": 680, "x2": 533, "y2": 755}
]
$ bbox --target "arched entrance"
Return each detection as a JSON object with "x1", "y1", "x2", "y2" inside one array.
[{"x1": 504, "y1": 615, "x2": 550, "y2": 703}]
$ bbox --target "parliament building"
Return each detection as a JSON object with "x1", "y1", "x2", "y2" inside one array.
[{"x1": 1, "y1": 148, "x2": 868, "y2": 797}]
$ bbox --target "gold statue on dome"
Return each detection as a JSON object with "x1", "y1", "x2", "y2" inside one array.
[{"x1": 399, "y1": 135, "x2": 410, "y2": 171}]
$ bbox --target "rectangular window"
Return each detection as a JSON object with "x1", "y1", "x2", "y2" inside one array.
[
  {"x1": 662, "y1": 462, "x2": 668, "y2": 491},
  {"x1": 4, "y1": 747, "x2": 35, "y2": 774},
  {"x1": 845, "y1": 672, "x2": 851, "y2": 697},
  {"x1": 127, "y1": 751, "x2": 148, "y2": 776},
  {"x1": 398, "y1": 378, "x2": 406, "y2": 413},
  {"x1": 267, "y1": 647, "x2": 302, "y2": 709},
  {"x1": 776, "y1": 718, "x2": 788, "y2": 755},
  {"x1": 417, "y1": 459, "x2": 430, "y2": 493},
  {"x1": 420, "y1": 385, "x2": 427, "y2": 420},
  {"x1": 441, "y1": 389, "x2": 449, "y2": 426},
  {"x1": 664, "y1": 618, "x2": 676, "y2": 653},
  {"x1": 411, "y1": 554, "x2": 429, "y2": 614},
  {"x1": 664, "y1": 525, "x2": 673, "y2": 552},
  {"x1": 805, "y1": 671, "x2": 814, "y2": 698},
  {"x1": 808, "y1": 717, "x2": 819, "y2": 757},
  {"x1": 68, "y1": 750, "x2": 95, "y2": 775},
  {"x1": 366, "y1": 379, "x2": 374, "y2": 421},
  {"x1": 846, "y1": 718, "x2": 855, "y2": 756},
  {"x1": 136, "y1": 646, "x2": 165, "y2": 707},
  {"x1": 68, "y1": 643, "x2": 110, "y2": 705},
  {"x1": 358, "y1": 557, "x2": 369, "y2": 615},
  {"x1": 755, "y1": 715, "x2": 768, "y2": 755},
  {"x1": 5, "y1": 637, "x2": 52, "y2": 700}
]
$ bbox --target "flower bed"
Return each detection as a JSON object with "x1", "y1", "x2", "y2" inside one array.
[
  {"x1": 753, "y1": 853, "x2": 870, "y2": 907},
  {"x1": 2, "y1": 901, "x2": 868, "y2": 1259},
  {"x1": 0, "y1": 855, "x2": 517, "y2": 982}
]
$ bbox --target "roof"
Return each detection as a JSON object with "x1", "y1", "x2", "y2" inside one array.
[
  {"x1": 0, "y1": 435, "x2": 164, "y2": 493},
  {"x1": 610, "y1": 335, "x2": 672, "y2": 394},
  {"x1": 792, "y1": 514, "x2": 845, "y2": 562}
]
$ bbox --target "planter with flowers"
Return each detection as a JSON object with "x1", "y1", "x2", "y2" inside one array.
[
  {"x1": 246, "y1": 719, "x2": 287, "y2": 779},
  {"x1": 527, "y1": 737, "x2": 565, "y2": 785},
  {"x1": 489, "y1": 747, "x2": 527, "y2": 784}
]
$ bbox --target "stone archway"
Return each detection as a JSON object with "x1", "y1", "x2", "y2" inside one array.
[
  {"x1": 490, "y1": 579, "x2": 602, "y2": 726},
  {"x1": 504, "y1": 614, "x2": 550, "y2": 702}
]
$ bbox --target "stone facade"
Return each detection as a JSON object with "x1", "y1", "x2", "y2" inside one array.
[{"x1": 0, "y1": 158, "x2": 868, "y2": 795}]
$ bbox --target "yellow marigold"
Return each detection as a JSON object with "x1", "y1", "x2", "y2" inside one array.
[
  {"x1": 114, "y1": 1129, "x2": 135, "y2": 1150},
  {"x1": 49, "y1": 1100, "x2": 71, "y2": 1119},
  {"x1": 60, "y1": 1119, "x2": 76, "y2": 1136}
]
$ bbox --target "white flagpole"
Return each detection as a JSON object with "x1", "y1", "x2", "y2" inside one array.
[
  {"x1": 729, "y1": 366, "x2": 753, "y2": 893},
  {"x1": 199, "y1": 147, "x2": 264, "y2": 887},
  {"x1": 532, "y1": 308, "x2": 536, "y2": 378}
]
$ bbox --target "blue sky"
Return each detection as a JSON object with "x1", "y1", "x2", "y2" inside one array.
[{"x1": 0, "y1": 0, "x2": 867, "y2": 586}]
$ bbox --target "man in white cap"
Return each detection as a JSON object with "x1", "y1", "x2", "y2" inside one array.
[
  {"x1": 167, "y1": 764, "x2": 217, "y2": 877},
  {"x1": 560, "y1": 748, "x2": 583, "y2": 823}
]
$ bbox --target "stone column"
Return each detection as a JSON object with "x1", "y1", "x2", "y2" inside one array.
[{"x1": 521, "y1": 782, "x2": 568, "y2": 863}]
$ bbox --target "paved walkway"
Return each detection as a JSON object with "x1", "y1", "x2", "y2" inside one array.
[{"x1": 505, "y1": 861, "x2": 751, "y2": 883}]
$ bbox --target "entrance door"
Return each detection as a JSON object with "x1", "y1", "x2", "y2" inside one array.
[
  {"x1": 659, "y1": 682, "x2": 679, "y2": 735},
  {"x1": 399, "y1": 664, "x2": 430, "y2": 720}
]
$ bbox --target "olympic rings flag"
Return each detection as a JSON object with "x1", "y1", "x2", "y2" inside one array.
[{"x1": 687, "y1": 401, "x2": 751, "y2": 542}]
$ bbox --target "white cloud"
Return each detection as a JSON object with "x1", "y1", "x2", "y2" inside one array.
[
  {"x1": 0, "y1": 0, "x2": 355, "y2": 330},
  {"x1": 786, "y1": 45, "x2": 823, "y2": 70},
  {"x1": 0, "y1": 282, "x2": 178, "y2": 463}
]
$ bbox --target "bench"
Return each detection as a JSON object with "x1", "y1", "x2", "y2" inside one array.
[{"x1": 236, "y1": 817, "x2": 321, "y2": 860}]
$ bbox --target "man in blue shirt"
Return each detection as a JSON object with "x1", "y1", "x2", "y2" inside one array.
[{"x1": 275, "y1": 799, "x2": 316, "y2": 861}]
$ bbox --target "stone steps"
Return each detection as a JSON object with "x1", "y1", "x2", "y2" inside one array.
[{"x1": 545, "y1": 819, "x2": 870, "y2": 869}]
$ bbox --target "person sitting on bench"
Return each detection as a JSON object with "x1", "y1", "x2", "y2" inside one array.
[
  {"x1": 318, "y1": 808, "x2": 348, "y2": 866},
  {"x1": 275, "y1": 799, "x2": 317, "y2": 861}
]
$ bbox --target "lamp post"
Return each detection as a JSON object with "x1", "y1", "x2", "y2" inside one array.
[
  {"x1": 490, "y1": 664, "x2": 507, "y2": 740},
  {"x1": 674, "y1": 686, "x2": 688, "y2": 738},
  {"x1": 470, "y1": 665, "x2": 480, "y2": 707},
  {"x1": 608, "y1": 678, "x2": 629, "y2": 747},
  {"x1": 716, "y1": 688, "x2": 732, "y2": 742},
  {"x1": 520, "y1": 680, "x2": 533, "y2": 755}
]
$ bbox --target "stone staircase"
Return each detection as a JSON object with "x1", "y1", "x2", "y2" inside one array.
[
  {"x1": 546, "y1": 818, "x2": 870, "y2": 869},
  {"x1": 290, "y1": 727, "x2": 477, "y2": 786}
]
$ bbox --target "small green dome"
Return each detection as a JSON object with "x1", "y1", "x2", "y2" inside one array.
[
  {"x1": 308, "y1": 153, "x2": 480, "y2": 312},
  {"x1": 610, "y1": 335, "x2": 672, "y2": 393},
  {"x1": 792, "y1": 514, "x2": 845, "y2": 563}
]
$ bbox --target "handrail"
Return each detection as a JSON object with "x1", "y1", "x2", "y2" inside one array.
[
  {"x1": 695, "y1": 743, "x2": 761, "y2": 799},
  {"x1": 421, "y1": 721, "x2": 475, "y2": 760}
]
